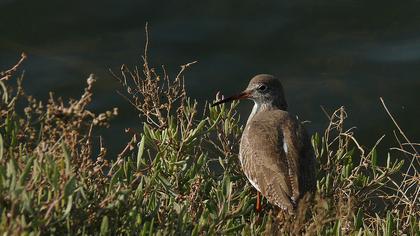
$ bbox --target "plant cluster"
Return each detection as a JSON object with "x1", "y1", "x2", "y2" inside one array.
[{"x1": 0, "y1": 47, "x2": 418, "y2": 235}]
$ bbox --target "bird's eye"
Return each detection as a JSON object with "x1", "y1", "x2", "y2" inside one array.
[{"x1": 257, "y1": 85, "x2": 268, "y2": 92}]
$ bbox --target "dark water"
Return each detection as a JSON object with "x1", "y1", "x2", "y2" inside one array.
[{"x1": 1, "y1": 0, "x2": 419, "y2": 157}]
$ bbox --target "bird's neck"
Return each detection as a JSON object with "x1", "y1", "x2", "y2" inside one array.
[{"x1": 247, "y1": 101, "x2": 277, "y2": 125}]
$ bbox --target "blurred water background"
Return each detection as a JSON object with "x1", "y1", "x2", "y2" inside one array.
[{"x1": 1, "y1": 0, "x2": 419, "y2": 157}]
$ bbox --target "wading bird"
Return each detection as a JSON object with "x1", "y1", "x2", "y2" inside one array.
[{"x1": 212, "y1": 74, "x2": 316, "y2": 212}]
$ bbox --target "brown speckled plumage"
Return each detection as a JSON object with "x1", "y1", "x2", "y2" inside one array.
[{"x1": 213, "y1": 74, "x2": 316, "y2": 212}]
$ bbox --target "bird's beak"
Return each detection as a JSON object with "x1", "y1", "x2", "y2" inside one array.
[{"x1": 212, "y1": 90, "x2": 252, "y2": 107}]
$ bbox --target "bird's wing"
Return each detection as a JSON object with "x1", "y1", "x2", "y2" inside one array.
[
  {"x1": 240, "y1": 111, "x2": 312, "y2": 210},
  {"x1": 295, "y1": 123, "x2": 317, "y2": 193}
]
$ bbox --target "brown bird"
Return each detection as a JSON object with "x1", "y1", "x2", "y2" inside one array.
[{"x1": 212, "y1": 74, "x2": 316, "y2": 212}]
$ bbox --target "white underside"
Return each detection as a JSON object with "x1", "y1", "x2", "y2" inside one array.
[
  {"x1": 239, "y1": 153, "x2": 261, "y2": 193},
  {"x1": 247, "y1": 175, "x2": 261, "y2": 192}
]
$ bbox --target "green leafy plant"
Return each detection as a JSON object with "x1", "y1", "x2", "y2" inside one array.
[{"x1": 0, "y1": 40, "x2": 418, "y2": 235}]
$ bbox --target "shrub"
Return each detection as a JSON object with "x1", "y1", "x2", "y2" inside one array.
[{"x1": 0, "y1": 47, "x2": 418, "y2": 235}]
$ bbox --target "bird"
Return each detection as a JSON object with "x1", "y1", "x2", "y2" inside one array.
[{"x1": 212, "y1": 74, "x2": 316, "y2": 212}]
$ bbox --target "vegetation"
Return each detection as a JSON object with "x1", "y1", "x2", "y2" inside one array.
[{"x1": 0, "y1": 47, "x2": 418, "y2": 235}]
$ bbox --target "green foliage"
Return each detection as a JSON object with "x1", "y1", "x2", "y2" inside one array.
[{"x1": 0, "y1": 52, "x2": 418, "y2": 235}]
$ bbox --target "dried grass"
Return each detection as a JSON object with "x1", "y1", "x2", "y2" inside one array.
[{"x1": 0, "y1": 35, "x2": 418, "y2": 235}]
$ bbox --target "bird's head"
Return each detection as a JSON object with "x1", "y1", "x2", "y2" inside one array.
[{"x1": 212, "y1": 74, "x2": 288, "y2": 110}]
